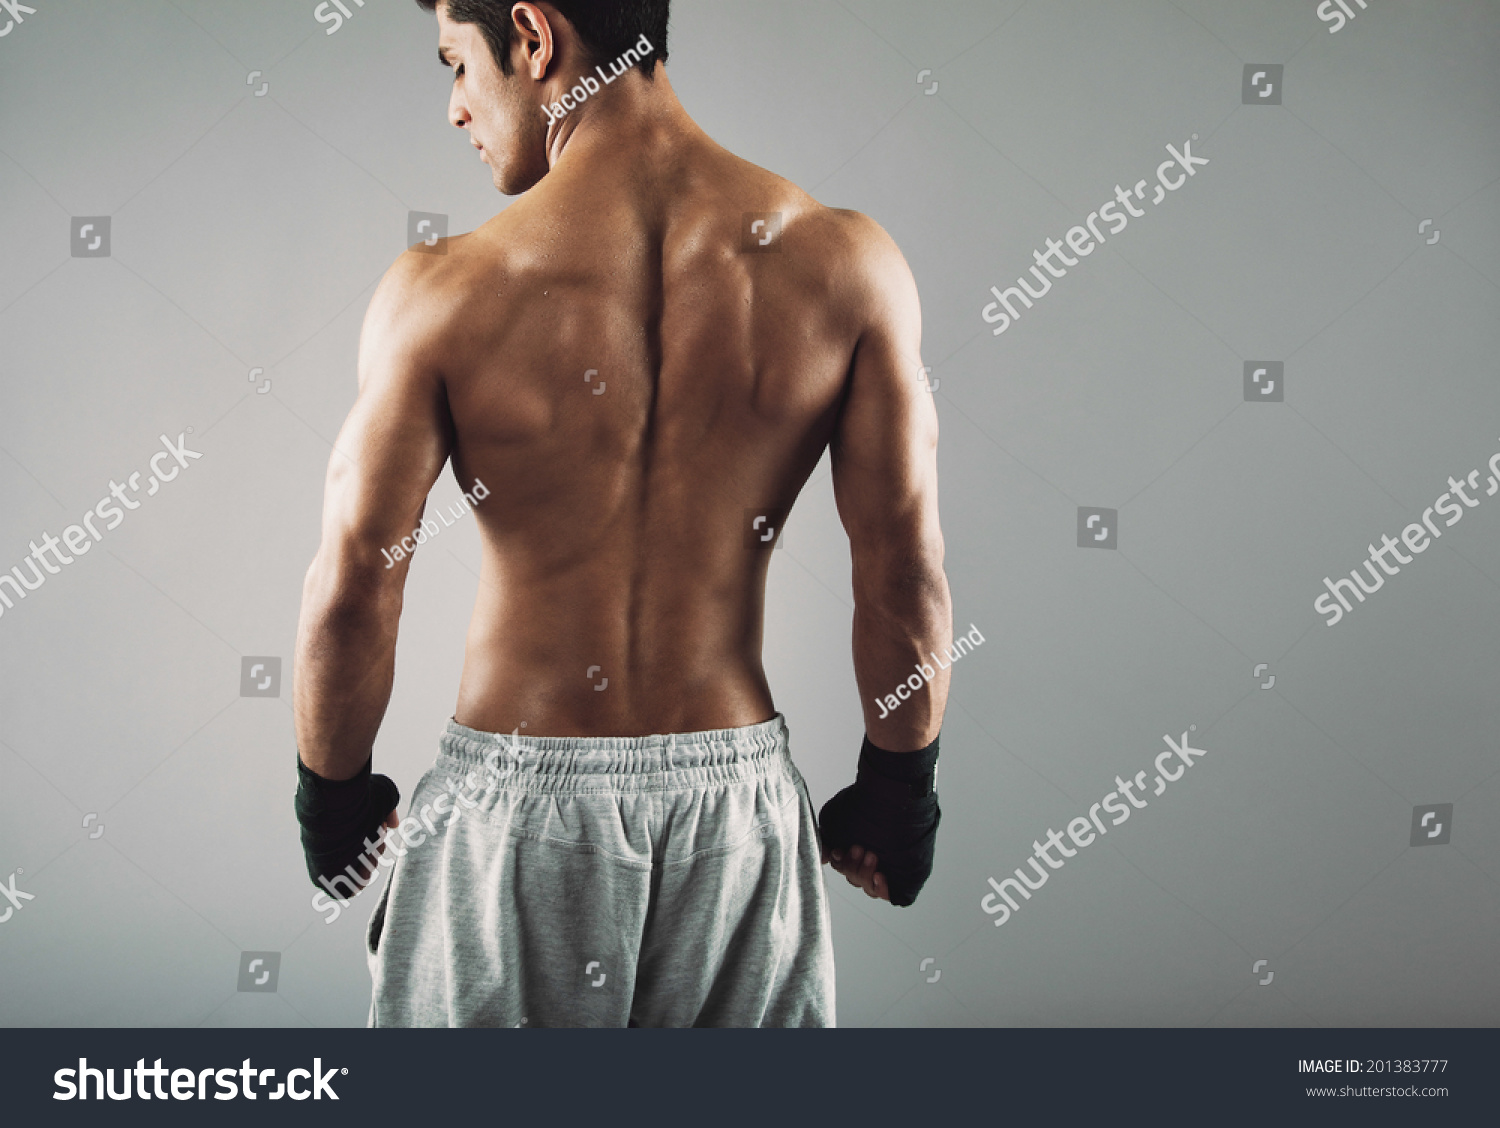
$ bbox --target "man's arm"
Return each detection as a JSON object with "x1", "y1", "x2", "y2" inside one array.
[
  {"x1": 830, "y1": 217, "x2": 952, "y2": 753},
  {"x1": 294, "y1": 252, "x2": 455, "y2": 782}
]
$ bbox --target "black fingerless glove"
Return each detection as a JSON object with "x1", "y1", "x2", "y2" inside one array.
[
  {"x1": 294, "y1": 755, "x2": 401, "y2": 891},
  {"x1": 817, "y1": 734, "x2": 941, "y2": 907}
]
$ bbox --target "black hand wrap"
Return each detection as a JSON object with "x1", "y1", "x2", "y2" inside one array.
[
  {"x1": 817, "y1": 734, "x2": 941, "y2": 907},
  {"x1": 294, "y1": 755, "x2": 401, "y2": 891}
]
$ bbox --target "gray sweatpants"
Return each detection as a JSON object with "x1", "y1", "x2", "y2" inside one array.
[{"x1": 365, "y1": 714, "x2": 835, "y2": 1027}]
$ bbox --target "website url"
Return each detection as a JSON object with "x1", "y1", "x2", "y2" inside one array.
[{"x1": 1307, "y1": 1085, "x2": 1448, "y2": 1098}]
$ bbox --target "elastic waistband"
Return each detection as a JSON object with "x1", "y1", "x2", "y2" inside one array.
[{"x1": 436, "y1": 714, "x2": 791, "y2": 795}]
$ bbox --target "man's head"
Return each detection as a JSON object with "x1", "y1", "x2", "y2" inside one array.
[{"x1": 417, "y1": 1, "x2": 671, "y2": 194}]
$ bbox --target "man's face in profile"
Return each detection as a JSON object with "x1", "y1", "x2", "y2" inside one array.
[{"x1": 436, "y1": 1, "x2": 550, "y2": 195}]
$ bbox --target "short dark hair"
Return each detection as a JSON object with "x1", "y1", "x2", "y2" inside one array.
[{"x1": 416, "y1": 1, "x2": 669, "y2": 79}]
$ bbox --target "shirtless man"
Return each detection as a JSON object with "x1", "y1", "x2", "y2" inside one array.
[{"x1": 292, "y1": 0, "x2": 952, "y2": 1028}]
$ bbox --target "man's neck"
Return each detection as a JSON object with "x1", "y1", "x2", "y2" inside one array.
[{"x1": 544, "y1": 65, "x2": 697, "y2": 171}]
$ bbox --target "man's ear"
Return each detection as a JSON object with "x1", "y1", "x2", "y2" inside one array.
[{"x1": 510, "y1": 2, "x2": 556, "y2": 81}]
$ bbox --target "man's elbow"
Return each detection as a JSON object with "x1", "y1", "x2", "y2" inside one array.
[
  {"x1": 302, "y1": 536, "x2": 403, "y2": 615},
  {"x1": 853, "y1": 551, "x2": 950, "y2": 618}
]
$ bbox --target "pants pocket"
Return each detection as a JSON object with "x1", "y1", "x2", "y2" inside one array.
[{"x1": 366, "y1": 873, "x2": 392, "y2": 959}]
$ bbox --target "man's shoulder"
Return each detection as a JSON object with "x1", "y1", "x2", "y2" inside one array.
[
  {"x1": 716, "y1": 154, "x2": 908, "y2": 301},
  {"x1": 384, "y1": 197, "x2": 571, "y2": 302},
  {"x1": 725, "y1": 159, "x2": 892, "y2": 264},
  {"x1": 372, "y1": 228, "x2": 504, "y2": 339},
  {"x1": 779, "y1": 201, "x2": 914, "y2": 329},
  {"x1": 806, "y1": 206, "x2": 905, "y2": 278},
  {"x1": 700, "y1": 152, "x2": 917, "y2": 342}
]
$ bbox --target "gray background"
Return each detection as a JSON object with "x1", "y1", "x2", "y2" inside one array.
[{"x1": 1, "y1": 0, "x2": 1497, "y2": 1028}]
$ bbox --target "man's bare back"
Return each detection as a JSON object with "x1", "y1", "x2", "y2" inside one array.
[
  {"x1": 294, "y1": 1, "x2": 949, "y2": 914},
  {"x1": 416, "y1": 115, "x2": 875, "y2": 736}
]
